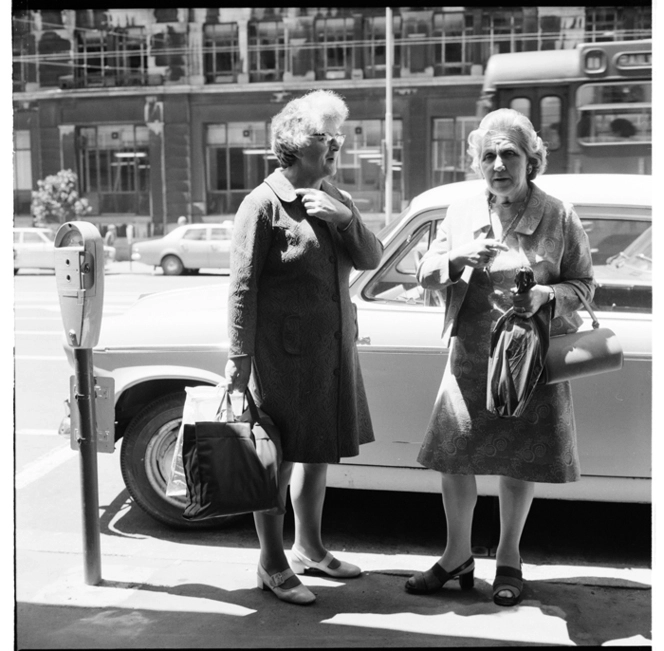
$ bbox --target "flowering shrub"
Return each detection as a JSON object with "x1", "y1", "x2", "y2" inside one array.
[{"x1": 31, "y1": 169, "x2": 91, "y2": 225}]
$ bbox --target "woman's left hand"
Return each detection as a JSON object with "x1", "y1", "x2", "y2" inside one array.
[
  {"x1": 295, "y1": 188, "x2": 353, "y2": 228},
  {"x1": 511, "y1": 284, "x2": 551, "y2": 318}
]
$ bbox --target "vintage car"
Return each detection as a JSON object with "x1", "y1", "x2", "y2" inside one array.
[
  {"x1": 130, "y1": 221, "x2": 233, "y2": 275},
  {"x1": 14, "y1": 226, "x2": 116, "y2": 274},
  {"x1": 62, "y1": 174, "x2": 652, "y2": 529}
]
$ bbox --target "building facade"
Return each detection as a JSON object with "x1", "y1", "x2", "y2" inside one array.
[{"x1": 12, "y1": 6, "x2": 652, "y2": 234}]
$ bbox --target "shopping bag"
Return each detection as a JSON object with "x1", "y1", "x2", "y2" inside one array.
[
  {"x1": 487, "y1": 267, "x2": 550, "y2": 418},
  {"x1": 182, "y1": 387, "x2": 285, "y2": 521},
  {"x1": 166, "y1": 384, "x2": 227, "y2": 498}
]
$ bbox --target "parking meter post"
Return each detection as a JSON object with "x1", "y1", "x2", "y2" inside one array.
[
  {"x1": 73, "y1": 347, "x2": 102, "y2": 585},
  {"x1": 54, "y1": 221, "x2": 107, "y2": 586}
]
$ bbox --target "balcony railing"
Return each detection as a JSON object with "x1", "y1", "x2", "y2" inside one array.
[{"x1": 12, "y1": 28, "x2": 653, "y2": 90}]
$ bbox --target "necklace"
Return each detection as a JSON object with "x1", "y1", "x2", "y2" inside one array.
[
  {"x1": 487, "y1": 186, "x2": 532, "y2": 245},
  {"x1": 485, "y1": 186, "x2": 532, "y2": 274}
]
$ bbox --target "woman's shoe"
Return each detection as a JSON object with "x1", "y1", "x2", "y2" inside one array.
[
  {"x1": 257, "y1": 563, "x2": 316, "y2": 605},
  {"x1": 493, "y1": 563, "x2": 524, "y2": 607},
  {"x1": 405, "y1": 557, "x2": 475, "y2": 594},
  {"x1": 290, "y1": 546, "x2": 362, "y2": 578}
]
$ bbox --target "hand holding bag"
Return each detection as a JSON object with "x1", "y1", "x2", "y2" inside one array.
[{"x1": 182, "y1": 387, "x2": 285, "y2": 521}]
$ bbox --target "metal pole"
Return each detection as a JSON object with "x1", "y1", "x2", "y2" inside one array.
[
  {"x1": 73, "y1": 347, "x2": 102, "y2": 585},
  {"x1": 385, "y1": 7, "x2": 393, "y2": 226}
]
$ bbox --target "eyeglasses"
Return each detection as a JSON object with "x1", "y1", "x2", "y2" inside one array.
[{"x1": 311, "y1": 132, "x2": 346, "y2": 146}]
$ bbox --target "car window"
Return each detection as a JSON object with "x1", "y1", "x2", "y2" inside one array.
[
  {"x1": 363, "y1": 213, "x2": 446, "y2": 307},
  {"x1": 578, "y1": 216, "x2": 650, "y2": 266},
  {"x1": 182, "y1": 228, "x2": 207, "y2": 241},
  {"x1": 592, "y1": 226, "x2": 652, "y2": 314},
  {"x1": 24, "y1": 232, "x2": 44, "y2": 244},
  {"x1": 41, "y1": 230, "x2": 55, "y2": 242},
  {"x1": 210, "y1": 228, "x2": 232, "y2": 241}
]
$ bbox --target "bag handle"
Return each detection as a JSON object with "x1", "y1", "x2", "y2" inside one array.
[
  {"x1": 216, "y1": 386, "x2": 263, "y2": 424},
  {"x1": 567, "y1": 283, "x2": 599, "y2": 330}
]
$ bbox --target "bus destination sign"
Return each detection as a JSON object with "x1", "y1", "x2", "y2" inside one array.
[{"x1": 616, "y1": 51, "x2": 651, "y2": 70}]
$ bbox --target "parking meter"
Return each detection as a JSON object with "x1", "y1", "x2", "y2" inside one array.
[
  {"x1": 54, "y1": 220, "x2": 106, "y2": 585},
  {"x1": 54, "y1": 221, "x2": 104, "y2": 348}
]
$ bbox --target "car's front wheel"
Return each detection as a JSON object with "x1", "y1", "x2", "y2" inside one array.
[
  {"x1": 161, "y1": 255, "x2": 184, "y2": 276},
  {"x1": 119, "y1": 391, "x2": 237, "y2": 529}
]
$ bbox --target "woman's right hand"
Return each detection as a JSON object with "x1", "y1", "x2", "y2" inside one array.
[
  {"x1": 224, "y1": 355, "x2": 252, "y2": 394},
  {"x1": 449, "y1": 238, "x2": 508, "y2": 275}
]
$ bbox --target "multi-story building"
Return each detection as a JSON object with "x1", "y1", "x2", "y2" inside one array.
[{"x1": 12, "y1": 6, "x2": 652, "y2": 235}]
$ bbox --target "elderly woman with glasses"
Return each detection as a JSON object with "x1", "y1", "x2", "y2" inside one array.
[{"x1": 225, "y1": 90, "x2": 383, "y2": 605}]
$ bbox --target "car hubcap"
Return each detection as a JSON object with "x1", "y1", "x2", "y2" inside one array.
[{"x1": 144, "y1": 419, "x2": 187, "y2": 509}]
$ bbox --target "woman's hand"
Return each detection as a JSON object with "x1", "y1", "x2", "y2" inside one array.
[
  {"x1": 511, "y1": 285, "x2": 552, "y2": 318},
  {"x1": 224, "y1": 356, "x2": 252, "y2": 394},
  {"x1": 295, "y1": 188, "x2": 353, "y2": 229},
  {"x1": 449, "y1": 238, "x2": 509, "y2": 276}
]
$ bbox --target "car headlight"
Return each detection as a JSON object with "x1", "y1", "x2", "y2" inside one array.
[{"x1": 131, "y1": 251, "x2": 141, "y2": 260}]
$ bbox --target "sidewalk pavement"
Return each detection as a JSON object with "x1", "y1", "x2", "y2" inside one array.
[{"x1": 16, "y1": 532, "x2": 652, "y2": 649}]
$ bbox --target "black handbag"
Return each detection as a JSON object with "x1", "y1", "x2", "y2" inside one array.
[
  {"x1": 540, "y1": 287, "x2": 623, "y2": 385},
  {"x1": 182, "y1": 388, "x2": 285, "y2": 521}
]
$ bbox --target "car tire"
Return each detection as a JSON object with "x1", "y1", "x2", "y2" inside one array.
[
  {"x1": 119, "y1": 391, "x2": 238, "y2": 530},
  {"x1": 161, "y1": 255, "x2": 184, "y2": 276}
]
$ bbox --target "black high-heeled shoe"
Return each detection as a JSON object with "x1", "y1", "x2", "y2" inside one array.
[
  {"x1": 493, "y1": 562, "x2": 524, "y2": 607},
  {"x1": 405, "y1": 557, "x2": 475, "y2": 594}
]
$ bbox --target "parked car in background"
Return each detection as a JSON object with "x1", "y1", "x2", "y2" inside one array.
[
  {"x1": 130, "y1": 222, "x2": 234, "y2": 275},
  {"x1": 13, "y1": 227, "x2": 116, "y2": 274},
  {"x1": 60, "y1": 175, "x2": 652, "y2": 529}
]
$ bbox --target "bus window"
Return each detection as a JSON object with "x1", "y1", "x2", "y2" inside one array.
[
  {"x1": 540, "y1": 96, "x2": 561, "y2": 151},
  {"x1": 509, "y1": 97, "x2": 530, "y2": 118},
  {"x1": 576, "y1": 81, "x2": 651, "y2": 145}
]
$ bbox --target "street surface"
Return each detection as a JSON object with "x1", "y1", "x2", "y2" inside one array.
[{"x1": 12, "y1": 263, "x2": 653, "y2": 648}]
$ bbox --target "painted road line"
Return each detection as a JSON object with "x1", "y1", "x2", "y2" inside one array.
[
  {"x1": 15, "y1": 356, "x2": 68, "y2": 361},
  {"x1": 15, "y1": 443, "x2": 75, "y2": 490},
  {"x1": 16, "y1": 429, "x2": 61, "y2": 436}
]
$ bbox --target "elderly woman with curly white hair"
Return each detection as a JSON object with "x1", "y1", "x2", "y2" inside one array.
[
  {"x1": 406, "y1": 109, "x2": 595, "y2": 606},
  {"x1": 225, "y1": 90, "x2": 383, "y2": 605}
]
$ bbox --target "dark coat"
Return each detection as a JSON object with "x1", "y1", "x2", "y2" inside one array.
[{"x1": 228, "y1": 170, "x2": 383, "y2": 463}]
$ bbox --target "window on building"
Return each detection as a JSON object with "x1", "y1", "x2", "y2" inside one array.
[
  {"x1": 77, "y1": 125, "x2": 150, "y2": 214},
  {"x1": 12, "y1": 12, "x2": 35, "y2": 91},
  {"x1": 335, "y1": 119, "x2": 403, "y2": 213},
  {"x1": 433, "y1": 10, "x2": 473, "y2": 76},
  {"x1": 314, "y1": 16, "x2": 357, "y2": 80},
  {"x1": 75, "y1": 27, "x2": 147, "y2": 87},
  {"x1": 540, "y1": 96, "x2": 562, "y2": 151},
  {"x1": 401, "y1": 11, "x2": 433, "y2": 75},
  {"x1": 206, "y1": 122, "x2": 279, "y2": 214},
  {"x1": 363, "y1": 14, "x2": 402, "y2": 78},
  {"x1": 248, "y1": 20, "x2": 285, "y2": 82},
  {"x1": 431, "y1": 117, "x2": 480, "y2": 186},
  {"x1": 287, "y1": 16, "x2": 314, "y2": 77},
  {"x1": 481, "y1": 8, "x2": 524, "y2": 58},
  {"x1": 14, "y1": 130, "x2": 33, "y2": 215},
  {"x1": 585, "y1": 7, "x2": 621, "y2": 42},
  {"x1": 203, "y1": 22, "x2": 239, "y2": 83},
  {"x1": 576, "y1": 82, "x2": 651, "y2": 145}
]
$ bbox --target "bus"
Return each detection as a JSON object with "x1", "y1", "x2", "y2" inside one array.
[{"x1": 479, "y1": 39, "x2": 651, "y2": 175}]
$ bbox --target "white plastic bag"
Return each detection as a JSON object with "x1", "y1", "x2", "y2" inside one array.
[{"x1": 166, "y1": 383, "x2": 229, "y2": 497}]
